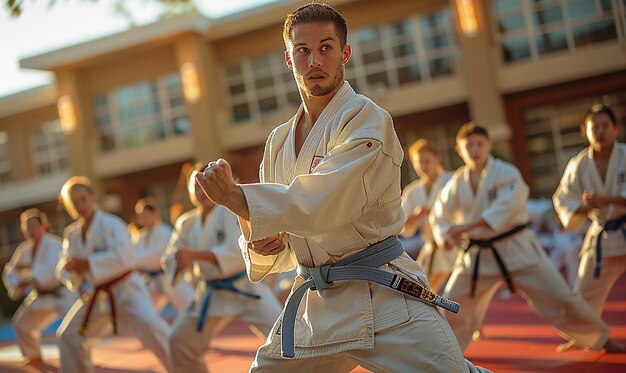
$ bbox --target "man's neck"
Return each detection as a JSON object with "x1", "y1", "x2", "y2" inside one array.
[
  {"x1": 592, "y1": 141, "x2": 614, "y2": 159},
  {"x1": 300, "y1": 85, "x2": 342, "y2": 125}
]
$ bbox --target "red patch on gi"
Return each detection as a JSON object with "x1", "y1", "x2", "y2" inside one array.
[
  {"x1": 310, "y1": 156, "x2": 324, "y2": 173},
  {"x1": 366, "y1": 141, "x2": 373, "y2": 148}
]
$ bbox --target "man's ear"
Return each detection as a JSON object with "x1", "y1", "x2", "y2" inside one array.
[
  {"x1": 455, "y1": 144, "x2": 461, "y2": 156},
  {"x1": 285, "y1": 50, "x2": 293, "y2": 70},
  {"x1": 342, "y1": 43, "x2": 352, "y2": 65}
]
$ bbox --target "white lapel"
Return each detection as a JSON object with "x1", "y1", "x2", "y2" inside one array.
[
  {"x1": 293, "y1": 82, "x2": 353, "y2": 178},
  {"x1": 587, "y1": 147, "x2": 608, "y2": 194},
  {"x1": 282, "y1": 106, "x2": 304, "y2": 184},
  {"x1": 469, "y1": 157, "x2": 495, "y2": 220}
]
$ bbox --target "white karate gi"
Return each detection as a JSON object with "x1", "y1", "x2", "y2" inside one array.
[
  {"x1": 431, "y1": 156, "x2": 609, "y2": 351},
  {"x1": 55, "y1": 209, "x2": 171, "y2": 373},
  {"x1": 2, "y1": 233, "x2": 76, "y2": 360},
  {"x1": 238, "y1": 82, "x2": 489, "y2": 372},
  {"x1": 134, "y1": 222, "x2": 193, "y2": 313},
  {"x1": 553, "y1": 142, "x2": 626, "y2": 314},
  {"x1": 167, "y1": 206, "x2": 281, "y2": 373},
  {"x1": 401, "y1": 172, "x2": 456, "y2": 291}
]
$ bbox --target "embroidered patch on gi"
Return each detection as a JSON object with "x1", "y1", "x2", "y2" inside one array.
[
  {"x1": 366, "y1": 141, "x2": 373, "y2": 148},
  {"x1": 310, "y1": 156, "x2": 324, "y2": 173},
  {"x1": 488, "y1": 187, "x2": 497, "y2": 201},
  {"x1": 618, "y1": 171, "x2": 625, "y2": 184}
]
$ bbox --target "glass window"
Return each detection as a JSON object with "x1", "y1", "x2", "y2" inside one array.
[
  {"x1": 0, "y1": 131, "x2": 10, "y2": 184},
  {"x1": 31, "y1": 120, "x2": 68, "y2": 176},
  {"x1": 92, "y1": 72, "x2": 189, "y2": 152},
  {"x1": 536, "y1": 29, "x2": 568, "y2": 54},
  {"x1": 493, "y1": 0, "x2": 622, "y2": 64}
]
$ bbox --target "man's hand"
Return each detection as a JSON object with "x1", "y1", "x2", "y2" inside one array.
[
  {"x1": 174, "y1": 248, "x2": 196, "y2": 273},
  {"x1": 196, "y1": 159, "x2": 250, "y2": 220},
  {"x1": 444, "y1": 225, "x2": 467, "y2": 250},
  {"x1": 64, "y1": 257, "x2": 90, "y2": 274},
  {"x1": 17, "y1": 278, "x2": 35, "y2": 289},
  {"x1": 250, "y1": 232, "x2": 286, "y2": 256}
]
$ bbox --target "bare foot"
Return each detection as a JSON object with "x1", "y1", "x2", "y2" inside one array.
[
  {"x1": 604, "y1": 339, "x2": 625, "y2": 353},
  {"x1": 556, "y1": 340, "x2": 579, "y2": 352},
  {"x1": 472, "y1": 329, "x2": 485, "y2": 341},
  {"x1": 24, "y1": 357, "x2": 44, "y2": 366}
]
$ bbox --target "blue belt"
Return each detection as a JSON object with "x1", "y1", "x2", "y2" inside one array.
[
  {"x1": 196, "y1": 271, "x2": 260, "y2": 332},
  {"x1": 143, "y1": 269, "x2": 163, "y2": 277},
  {"x1": 280, "y1": 236, "x2": 460, "y2": 358},
  {"x1": 594, "y1": 214, "x2": 626, "y2": 278}
]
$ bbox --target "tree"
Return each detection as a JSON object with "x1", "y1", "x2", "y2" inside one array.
[{"x1": 4, "y1": 0, "x2": 197, "y2": 20}]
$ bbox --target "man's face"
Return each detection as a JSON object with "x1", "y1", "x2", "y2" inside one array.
[
  {"x1": 69, "y1": 187, "x2": 96, "y2": 220},
  {"x1": 25, "y1": 218, "x2": 44, "y2": 240},
  {"x1": 457, "y1": 134, "x2": 492, "y2": 168},
  {"x1": 285, "y1": 22, "x2": 351, "y2": 98},
  {"x1": 136, "y1": 209, "x2": 155, "y2": 228},
  {"x1": 410, "y1": 150, "x2": 440, "y2": 179},
  {"x1": 584, "y1": 112, "x2": 618, "y2": 147}
]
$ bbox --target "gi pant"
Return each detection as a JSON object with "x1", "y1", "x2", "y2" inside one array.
[{"x1": 443, "y1": 257, "x2": 609, "y2": 350}]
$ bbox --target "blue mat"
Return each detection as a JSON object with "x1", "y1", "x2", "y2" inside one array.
[{"x1": 0, "y1": 320, "x2": 61, "y2": 344}]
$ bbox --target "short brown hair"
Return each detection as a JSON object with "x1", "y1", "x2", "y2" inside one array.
[
  {"x1": 456, "y1": 121, "x2": 490, "y2": 144},
  {"x1": 135, "y1": 197, "x2": 160, "y2": 215},
  {"x1": 283, "y1": 2, "x2": 348, "y2": 48},
  {"x1": 20, "y1": 208, "x2": 49, "y2": 234},
  {"x1": 60, "y1": 176, "x2": 94, "y2": 219},
  {"x1": 581, "y1": 104, "x2": 617, "y2": 129},
  {"x1": 408, "y1": 139, "x2": 440, "y2": 158}
]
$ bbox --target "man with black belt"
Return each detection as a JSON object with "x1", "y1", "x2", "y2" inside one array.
[
  {"x1": 430, "y1": 122, "x2": 622, "y2": 352},
  {"x1": 55, "y1": 176, "x2": 171, "y2": 372},
  {"x1": 554, "y1": 104, "x2": 626, "y2": 351},
  {"x1": 2, "y1": 209, "x2": 76, "y2": 366}
]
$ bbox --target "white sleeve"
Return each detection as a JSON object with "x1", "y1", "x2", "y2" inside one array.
[
  {"x1": 480, "y1": 168, "x2": 529, "y2": 232},
  {"x1": 2, "y1": 243, "x2": 29, "y2": 300},
  {"x1": 430, "y1": 180, "x2": 457, "y2": 249},
  {"x1": 553, "y1": 158, "x2": 587, "y2": 231},
  {"x1": 240, "y1": 139, "x2": 396, "y2": 241}
]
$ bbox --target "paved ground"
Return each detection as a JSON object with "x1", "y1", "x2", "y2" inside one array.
[{"x1": 0, "y1": 275, "x2": 624, "y2": 372}]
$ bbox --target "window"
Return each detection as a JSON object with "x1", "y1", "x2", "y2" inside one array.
[
  {"x1": 0, "y1": 131, "x2": 10, "y2": 184},
  {"x1": 348, "y1": 8, "x2": 458, "y2": 95},
  {"x1": 492, "y1": 0, "x2": 624, "y2": 64},
  {"x1": 92, "y1": 72, "x2": 189, "y2": 152},
  {"x1": 523, "y1": 91, "x2": 626, "y2": 197},
  {"x1": 223, "y1": 53, "x2": 298, "y2": 124},
  {"x1": 31, "y1": 120, "x2": 68, "y2": 175},
  {"x1": 222, "y1": 6, "x2": 458, "y2": 125},
  {"x1": 0, "y1": 220, "x2": 21, "y2": 260}
]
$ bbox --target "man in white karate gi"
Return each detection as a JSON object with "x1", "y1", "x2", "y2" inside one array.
[
  {"x1": 430, "y1": 122, "x2": 623, "y2": 353},
  {"x1": 401, "y1": 139, "x2": 455, "y2": 291},
  {"x1": 554, "y1": 104, "x2": 626, "y2": 351},
  {"x1": 196, "y1": 3, "x2": 490, "y2": 372},
  {"x1": 133, "y1": 197, "x2": 193, "y2": 313},
  {"x1": 166, "y1": 163, "x2": 281, "y2": 373},
  {"x1": 2, "y1": 209, "x2": 76, "y2": 366},
  {"x1": 55, "y1": 176, "x2": 172, "y2": 372}
]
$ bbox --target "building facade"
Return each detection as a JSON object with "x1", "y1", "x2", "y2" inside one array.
[{"x1": 1, "y1": 0, "x2": 625, "y2": 260}]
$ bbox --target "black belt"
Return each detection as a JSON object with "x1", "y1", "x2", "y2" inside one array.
[
  {"x1": 464, "y1": 224, "x2": 528, "y2": 297},
  {"x1": 594, "y1": 214, "x2": 626, "y2": 278},
  {"x1": 36, "y1": 286, "x2": 63, "y2": 297}
]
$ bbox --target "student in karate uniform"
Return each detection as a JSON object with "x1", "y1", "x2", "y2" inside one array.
[
  {"x1": 2, "y1": 209, "x2": 76, "y2": 366},
  {"x1": 430, "y1": 122, "x2": 623, "y2": 352},
  {"x1": 55, "y1": 176, "x2": 172, "y2": 373},
  {"x1": 400, "y1": 139, "x2": 455, "y2": 291},
  {"x1": 133, "y1": 197, "x2": 193, "y2": 313},
  {"x1": 554, "y1": 104, "x2": 626, "y2": 351},
  {"x1": 167, "y1": 163, "x2": 281, "y2": 373},
  {"x1": 195, "y1": 4, "x2": 490, "y2": 372}
]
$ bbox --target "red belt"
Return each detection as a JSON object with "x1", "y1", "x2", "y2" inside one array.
[{"x1": 79, "y1": 271, "x2": 133, "y2": 336}]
